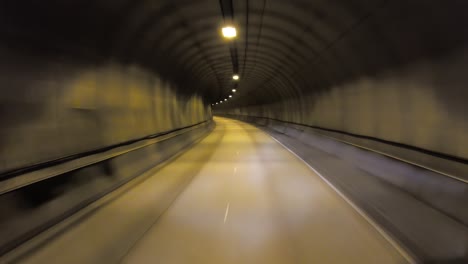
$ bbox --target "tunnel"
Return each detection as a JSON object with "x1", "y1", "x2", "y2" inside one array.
[{"x1": 0, "y1": 0, "x2": 467, "y2": 263}]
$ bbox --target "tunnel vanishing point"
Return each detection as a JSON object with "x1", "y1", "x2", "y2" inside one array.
[{"x1": 0, "y1": 1, "x2": 467, "y2": 263}]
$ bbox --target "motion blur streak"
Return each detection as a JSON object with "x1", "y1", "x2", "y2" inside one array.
[
  {"x1": 11, "y1": 118, "x2": 407, "y2": 264},
  {"x1": 0, "y1": 0, "x2": 468, "y2": 263}
]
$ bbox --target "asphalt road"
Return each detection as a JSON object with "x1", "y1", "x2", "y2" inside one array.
[{"x1": 10, "y1": 118, "x2": 409, "y2": 264}]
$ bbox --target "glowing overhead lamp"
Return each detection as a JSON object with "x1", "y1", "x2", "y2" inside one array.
[
  {"x1": 232, "y1": 74, "x2": 239, "y2": 81},
  {"x1": 232, "y1": 89, "x2": 237, "y2": 93},
  {"x1": 229, "y1": 95, "x2": 232, "y2": 98},
  {"x1": 224, "y1": 99, "x2": 228, "y2": 101},
  {"x1": 222, "y1": 26, "x2": 237, "y2": 39}
]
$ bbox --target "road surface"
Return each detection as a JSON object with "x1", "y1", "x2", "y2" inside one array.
[{"x1": 8, "y1": 117, "x2": 409, "y2": 264}]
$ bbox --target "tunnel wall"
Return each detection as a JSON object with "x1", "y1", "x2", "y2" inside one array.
[
  {"x1": 218, "y1": 47, "x2": 468, "y2": 162},
  {"x1": 0, "y1": 46, "x2": 212, "y2": 174}
]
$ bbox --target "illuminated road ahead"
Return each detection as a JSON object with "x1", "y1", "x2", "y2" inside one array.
[{"x1": 11, "y1": 118, "x2": 410, "y2": 264}]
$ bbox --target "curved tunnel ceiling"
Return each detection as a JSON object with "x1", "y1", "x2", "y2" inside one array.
[{"x1": 1, "y1": 0, "x2": 468, "y2": 106}]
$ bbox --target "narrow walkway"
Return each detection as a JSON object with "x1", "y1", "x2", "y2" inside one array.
[{"x1": 14, "y1": 118, "x2": 408, "y2": 264}]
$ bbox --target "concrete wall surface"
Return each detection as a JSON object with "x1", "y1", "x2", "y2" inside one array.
[
  {"x1": 0, "y1": 46, "x2": 211, "y2": 174},
  {"x1": 217, "y1": 47, "x2": 468, "y2": 161},
  {"x1": 0, "y1": 121, "x2": 214, "y2": 254}
]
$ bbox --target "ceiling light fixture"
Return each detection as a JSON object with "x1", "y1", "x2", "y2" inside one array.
[
  {"x1": 229, "y1": 95, "x2": 232, "y2": 98},
  {"x1": 232, "y1": 74, "x2": 239, "y2": 80},
  {"x1": 232, "y1": 89, "x2": 237, "y2": 93},
  {"x1": 222, "y1": 26, "x2": 237, "y2": 39},
  {"x1": 224, "y1": 99, "x2": 227, "y2": 101}
]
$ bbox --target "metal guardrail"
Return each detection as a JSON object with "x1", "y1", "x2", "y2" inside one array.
[
  {"x1": 219, "y1": 114, "x2": 468, "y2": 184},
  {"x1": 0, "y1": 120, "x2": 212, "y2": 195},
  {"x1": 313, "y1": 131, "x2": 468, "y2": 185}
]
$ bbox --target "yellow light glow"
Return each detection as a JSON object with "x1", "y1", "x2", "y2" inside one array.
[
  {"x1": 222, "y1": 26, "x2": 237, "y2": 38},
  {"x1": 232, "y1": 74, "x2": 239, "y2": 80},
  {"x1": 224, "y1": 99, "x2": 227, "y2": 101},
  {"x1": 232, "y1": 89, "x2": 237, "y2": 92},
  {"x1": 229, "y1": 95, "x2": 232, "y2": 98}
]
